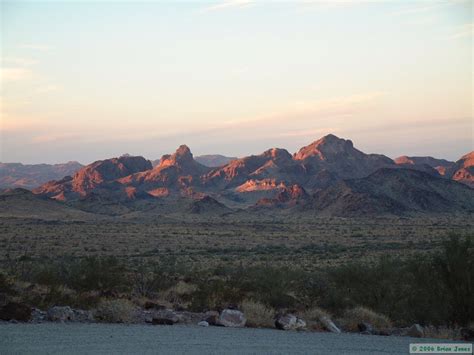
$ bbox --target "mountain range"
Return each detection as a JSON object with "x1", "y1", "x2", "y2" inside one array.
[{"x1": 1, "y1": 134, "x2": 473, "y2": 218}]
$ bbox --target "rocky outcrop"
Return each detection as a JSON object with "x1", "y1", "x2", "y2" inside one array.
[
  {"x1": 217, "y1": 309, "x2": 246, "y2": 327},
  {"x1": 34, "y1": 156, "x2": 152, "y2": 200},
  {"x1": 0, "y1": 302, "x2": 32, "y2": 322},
  {"x1": 449, "y1": 151, "x2": 474, "y2": 188},
  {"x1": 294, "y1": 134, "x2": 394, "y2": 182},
  {"x1": 275, "y1": 314, "x2": 307, "y2": 331}
]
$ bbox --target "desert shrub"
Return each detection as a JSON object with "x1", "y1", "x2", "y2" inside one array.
[
  {"x1": 132, "y1": 264, "x2": 176, "y2": 297},
  {"x1": 433, "y1": 235, "x2": 474, "y2": 326},
  {"x1": 189, "y1": 279, "x2": 244, "y2": 312},
  {"x1": 234, "y1": 266, "x2": 303, "y2": 309},
  {"x1": 324, "y1": 257, "x2": 407, "y2": 318},
  {"x1": 94, "y1": 299, "x2": 137, "y2": 323},
  {"x1": 0, "y1": 271, "x2": 15, "y2": 295},
  {"x1": 161, "y1": 281, "x2": 196, "y2": 305},
  {"x1": 339, "y1": 306, "x2": 392, "y2": 331},
  {"x1": 299, "y1": 307, "x2": 332, "y2": 331},
  {"x1": 240, "y1": 299, "x2": 275, "y2": 328},
  {"x1": 67, "y1": 256, "x2": 128, "y2": 292}
]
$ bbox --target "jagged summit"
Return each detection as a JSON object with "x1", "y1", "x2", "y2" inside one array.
[
  {"x1": 294, "y1": 134, "x2": 356, "y2": 161},
  {"x1": 159, "y1": 145, "x2": 194, "y2": 168}
]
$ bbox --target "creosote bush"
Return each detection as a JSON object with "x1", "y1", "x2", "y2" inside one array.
[
  {"x1": 95, "y1": 299, "x2": 137, "y2": 323},
  {"x1": 0, "y1": 234, "x2": 472, "y2": 328},
  {"x1": 240, "y1": 299, "x2": 275, "y2": 328}
]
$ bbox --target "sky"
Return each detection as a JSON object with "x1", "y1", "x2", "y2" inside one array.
[{"x1": 0, "y1": 0, "x2": 473, "y2": 164}]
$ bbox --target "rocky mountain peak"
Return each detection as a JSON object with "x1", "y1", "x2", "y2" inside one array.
[
  {"x1": 159, "y1": 145, "x2": 194, "y2": 167},
  {"x1": 293, "y1": 134, "x2": 355, "y2": 161}
]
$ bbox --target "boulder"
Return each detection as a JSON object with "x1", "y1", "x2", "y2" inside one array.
[
  {"x1": 275, "y1": 314, "x2": 306, "y2": 331},
  {"x1": 198, "y1": 321, "x2": 209, "y2": 327},
  {"x1": 151, "y1": 309, "x2": 179, "y2": 325},
  {"x1": 319, "y1": 316, "x2": 341, "y2": 333},
  {"x1": 0, "y1": 302, "x2": 32, "y2": 322},
  {"x1": 217, "y1": 309, "x2": 246, "y2": 328},
  {"x1": 47, "y1": 306, "x2": 75, "y2": 322},
  {"x1": 407, "y1": 324, "x2": 424, "y2": 338}
]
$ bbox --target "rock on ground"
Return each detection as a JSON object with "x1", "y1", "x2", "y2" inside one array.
[
  {"x1": 275, "y1": 314, "x2": 306, "y2": 331},
  {"x1": 319, "y1": 316, "x2": 341, "y2": 334},
  {"x1": 198, "y1": 321, "x2": 209, "y2": 327},
  {"x1": 47, "y1": 306, "x2": 75, "y2": 322},
  {"x1": 217, "y1": 309, "x2": 246, "y2": 328},
  {"x1": 151, "y1": 309, "x2": 180, "y2": 325}
]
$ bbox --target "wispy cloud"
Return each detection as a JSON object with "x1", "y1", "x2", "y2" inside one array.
[{"x1": 201, "y1": 0, "x2": 255, "y2": 12}]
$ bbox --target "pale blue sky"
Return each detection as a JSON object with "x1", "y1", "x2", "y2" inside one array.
[{"x1": 1, "y1": 0, "x2": 472, "y2": 164}]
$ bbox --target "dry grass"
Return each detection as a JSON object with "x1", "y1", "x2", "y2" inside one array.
[
  {"x1": 240, "y1": 299, "x2": 275, "y2": 328},
  {"x1": 339, "y1": 306, "x2": 392, "y2": 332},
  {"x1": 300, "y1": 307, "x2": 332, "y2": 331},
  {"x1": 160, "y1": 281, "x2": 197, "y2": 306},
  {"x1": 423, "y1": 325, "x2": 462, "y2": 340},
  {"x1": 94, "y1": 299, "x2": 137, "y2": 323}
]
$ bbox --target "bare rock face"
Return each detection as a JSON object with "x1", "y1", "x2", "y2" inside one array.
[
  {"x1": 34, "y1": 156, "x2": 152, "y2": 200},
  {"x1": 0, "y1": 302, "x2": 32, "y2": 322},
  {"x1": 275, "y1": 314, "x2": 307, "y2": 331},
  {"x1": 450, "y1": 151, "x2": 474, "y2": 188},
  {"x1": 294, "y1": 134, "x2": 394, "y2": 181},
  {"x1": 217, "y1": 309, "x2": 246, "y2": 327}
]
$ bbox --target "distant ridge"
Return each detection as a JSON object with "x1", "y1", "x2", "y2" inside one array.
[{"x1": 1, "y1": 134, "x2": 470, "y2": 218}]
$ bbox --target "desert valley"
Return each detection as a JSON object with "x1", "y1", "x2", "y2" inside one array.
[{"x1": 0, "y1": 134, "x2": 473, "y2": 343}]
